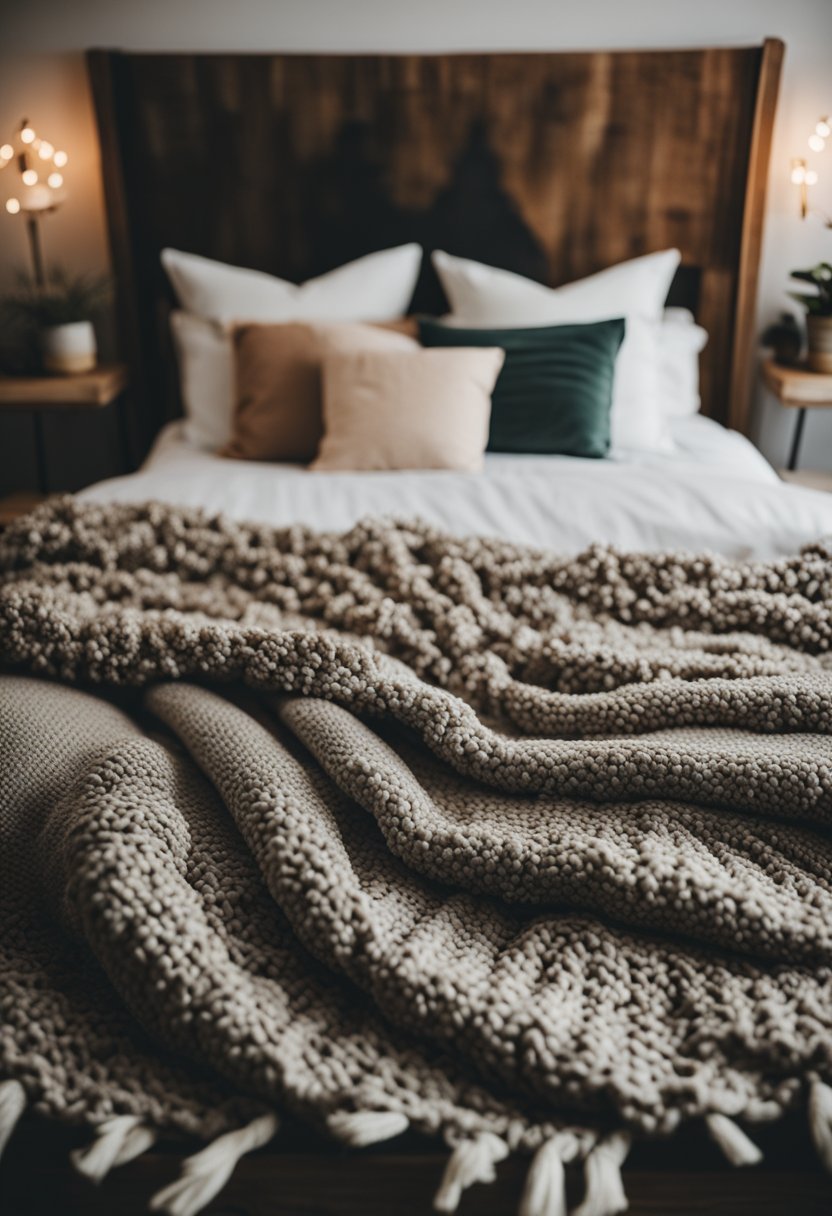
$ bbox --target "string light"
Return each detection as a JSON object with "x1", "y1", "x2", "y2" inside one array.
[
  {"x1": 809, "y1": 133, "x2": 826, "y2": 153},
  {"x1": 1, "y1": 120, "x2": 69, "y2": 216},
  {"x1": 0, "y1": 118, "x2": 72, "y2": 287},
  {"x1": 817, "y1": 118, "x2": 831, "y2": 139}
]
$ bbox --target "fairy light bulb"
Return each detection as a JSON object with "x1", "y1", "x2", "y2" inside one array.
[
  {"x1": 2, "y1": 123, "x2": 69, "y2": 219},
  {"x1": 791, "y1": 163, "x2": 807, "y2": 184},
  {"x1": 817, "y1": 119, "x2": 831, "y2": 139},
  {"x1": 808, "y1": 133, "x2": 826, "y2": 153},
  {"x1": 805, "y1": 169, "x2": 819, "y2": 186}
]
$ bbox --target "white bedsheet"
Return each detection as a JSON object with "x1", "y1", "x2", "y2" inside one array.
[{"x1": 80, "y1": 416, "x2": 832, "y2": 559}]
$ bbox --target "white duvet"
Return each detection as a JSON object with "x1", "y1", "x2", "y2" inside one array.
[{"x1": 81, "y1": 416, "x2": 832, "y2": 560}]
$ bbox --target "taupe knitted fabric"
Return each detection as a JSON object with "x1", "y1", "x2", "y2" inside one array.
[{"x1": 3, "y1": 497, "x2": 832, "y2": 1193}]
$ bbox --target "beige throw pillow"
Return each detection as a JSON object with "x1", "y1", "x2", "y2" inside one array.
[
  {"x1": 224, "y1": 320, "x2": 418, "y2": 462},
  {"x1": 312, "y1": 347, "x2": 504, "y2": 472}
]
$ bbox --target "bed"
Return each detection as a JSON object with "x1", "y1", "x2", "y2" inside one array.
[
  {"x1": 82, "y1": 414, "x2": 832, "y2": 559},
  {"x1": 7, "y1": 37, "x2": 832, "y2": 1216}
]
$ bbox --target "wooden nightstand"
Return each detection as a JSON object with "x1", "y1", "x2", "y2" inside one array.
[
  {"x1": 0, "y1": 364, "x2": 130, "y2": 496},
  {"x1": 761, "y1": 358, "x2": 832, "y2": 471},
  {"x1": 0, "y1": 491, "x2": 46, "y2": 527},
  {"x1": 779, "y1": 469, "x2": 832, "y2": 492}
]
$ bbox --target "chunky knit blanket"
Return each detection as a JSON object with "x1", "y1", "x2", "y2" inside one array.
[{"x1": 3, "y1": 497, "x2": 832, "y2": 1216}]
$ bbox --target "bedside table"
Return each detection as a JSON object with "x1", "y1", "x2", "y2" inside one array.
[
  {"x1": 0, "y1": 491, "x2": 46, "y2": 527},
  {"x1": 779, "y1": 469, "x2": 832, "y2": 492},
  {"x1": 761, "y1": 358, "x2": 832, "y2": 471},
  {"x1": 0, "y1": 364, "x2": 130, "y2": 494}
]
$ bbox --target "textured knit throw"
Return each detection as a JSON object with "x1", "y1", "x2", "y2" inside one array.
[{"x1": 3, "y1": 497, "x2": 832, "y2": 1214}]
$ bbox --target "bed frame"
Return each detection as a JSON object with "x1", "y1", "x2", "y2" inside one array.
[
  {"x1": 87, "y1": 42, "x2": 783, "y2": 465},
  {"x1": 11, "y1": 40, "x2": 820, "y2": 1216}
]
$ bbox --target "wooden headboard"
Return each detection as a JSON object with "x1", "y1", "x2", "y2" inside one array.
[{"x1": 88, "y1": 42, "x2": 782, "y2": 461}]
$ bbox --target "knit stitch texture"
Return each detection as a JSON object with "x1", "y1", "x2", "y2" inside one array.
[{"x1": 3, "y1": 497, "x2": 832, "y2": 1179}]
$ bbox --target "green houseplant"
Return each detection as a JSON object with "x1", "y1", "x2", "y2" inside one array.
[
  {"x1": 0, "y1": 268, "x2": 110, "y2": 375},
  {"x1": 789, "y1": 262, "x2": 832, "y2": 373}
]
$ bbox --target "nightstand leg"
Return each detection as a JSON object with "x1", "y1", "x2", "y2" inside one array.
[
  {"x1": 116, "y1": 395, "x2": 132, "y2": 473},
  {"x1": 787, "y1": 408, "x2": 807, "y2": 471},
  {"x1": 32, "y1": 413, "x2": 49, "y2": 494}
]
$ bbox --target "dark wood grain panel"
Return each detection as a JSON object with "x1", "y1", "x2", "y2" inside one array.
[{"x1": 87, "y1": 44, "x2": 782, "y2": 460}]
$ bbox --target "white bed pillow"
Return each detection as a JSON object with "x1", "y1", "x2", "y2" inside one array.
[
  {"x1": 432, "y1": 248, "x2": 681, "y2": 453},
  {"x1": 164, "y1": 245, "x2": 423, "y2": 449},
  {"x1": 162, "y1": 244, "x2": 422, "y2": 326},
  {"x1": 433, "y1": 248, "x2": 680, "y2": 326},
  {"x1": 659, "y1": 308, "x2": 708, "y2": 417},
  {"x1": 169, "y1": 312, "x2": 235, "y2": 450}
]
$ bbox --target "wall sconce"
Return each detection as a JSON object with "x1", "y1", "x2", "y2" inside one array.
[
  {"x1": 793, "y1": 116, "x2": 830, "y2": 225},
  {"x1": 0, "y1": 118, "x2": 69, "y2": 287}
]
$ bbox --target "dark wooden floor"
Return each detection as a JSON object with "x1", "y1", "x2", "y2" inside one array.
[{"x1": 2, "y1": 1112, "x2": 832, "y2": 1215}]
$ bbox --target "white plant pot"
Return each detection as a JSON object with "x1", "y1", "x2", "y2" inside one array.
[{"x1": 40, "y1": 320, "x2": 97, "y2": 375}]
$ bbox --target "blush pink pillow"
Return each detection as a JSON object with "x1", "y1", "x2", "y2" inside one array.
[{"x1": 312, "y1": 347, "x2": 504, "y2": 472}]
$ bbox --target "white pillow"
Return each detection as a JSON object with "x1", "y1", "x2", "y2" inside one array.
[
  {"x1": 432, "y1": 248, "x2": 681, "y2": 453},
  {"x1": 658, "y1": 308, "x2": 708, "y2": 417},
  {"x1": 163, "y1": 245, "x2": 423, "y2": 449},
  {"x1": 433, "y1": 248, "x2": 680, "y2": 325},
  {"x1": 169, "y1": 312, "x2": 235, "y2": 450},
  {"x1": 163, "y1": 244, "x2": 422, "y2": 326}
]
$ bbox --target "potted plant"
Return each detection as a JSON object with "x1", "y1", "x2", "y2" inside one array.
[
  {"x1": 0, "y1": 268, "x2": 110, "y2": 375},
  {"x1": 789, "y1": 262, "x2": 832, "y2": 373}
]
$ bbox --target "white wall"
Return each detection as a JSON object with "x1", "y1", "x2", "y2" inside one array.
[{"x1": 1, "y1": 0, "x2": 831, "y2": 467}]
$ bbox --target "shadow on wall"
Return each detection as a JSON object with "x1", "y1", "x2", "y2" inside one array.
[{"x1": 300, "y1": 118, "x2": 548, "y2": 314}]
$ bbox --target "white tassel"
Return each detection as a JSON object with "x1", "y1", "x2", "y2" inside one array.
[
  {"x1": 705, "y1": 1114, "x2": 762, "y2": 1167},
  {"x1": 433, "y1": 1131, "x2": 509, "y2": 1213},
  {"x1": 518, "y1": 1135, "x2": 573, "y2": 1216},
  {"x1": 149, "y1": 1112, "x2": 278, "y2": 1216},
  {"x1": 0, "y1": 1080, "x2": 26, "y2": 1159},
  {"x1": 327, "y1": 1109, "x2": 410, "y2": 1147},
  {"x1": 808, "y1": 1075, "x2": 832, "y2": 1172},
  {"x1": 573, "y1": 1131, "x2": 631, "y2": 1216},
  {"x1": 71, "y1": 1115, "x2": 157, "y2": 1182}
]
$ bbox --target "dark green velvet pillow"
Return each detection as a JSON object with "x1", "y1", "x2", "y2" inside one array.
[{"x1": 418, "y1": 317, "x2": 625, "y2": 458}]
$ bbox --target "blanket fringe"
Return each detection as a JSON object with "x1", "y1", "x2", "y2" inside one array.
[
  {"x1": 327, "y1": 1109, "x2": 410, "y2": 1147},
  {"x1": 433, "y1": 1131, "x2": 509, "y2": 1213},
  {"x1": 149, "y1": 1112, "x2": 279, "y2": 1216},
  {"x1": 0, "y1": 1080, "x2": 26, "y2": 1159},
  {"x1": 573, "y1": 1131, "x2": 631, "y2": 1216},
  {"x1": 705, "y1": 1114, "x2": 762, "y2": 1167},
  {"x1": 71, "y1": 1115, "x2": 157, "y2": 1182},
  {"x1": 809, "y1": 1076, "x2": 832, "y2": 1172},
  {"x1": 518, "y1": 1134, "x2": 575, "y2": 1216}
]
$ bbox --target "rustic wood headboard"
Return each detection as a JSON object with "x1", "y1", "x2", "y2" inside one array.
[{"x1": 88, "y1": 42, "x2": 782, "y2": 461}]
